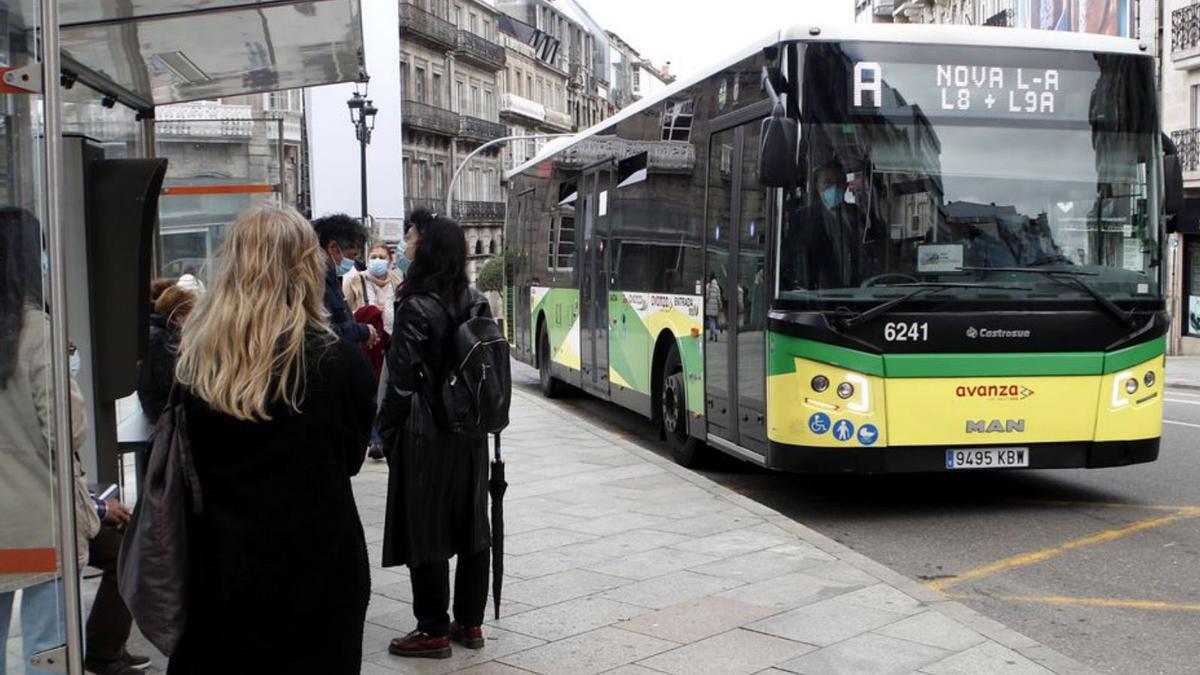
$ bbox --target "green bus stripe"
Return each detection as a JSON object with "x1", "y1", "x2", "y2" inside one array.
[
  {"x1": 884, "y1": 352, "x2": 1101, "y2": 378},
  {"x1": 1102, "y1": 336, "x2": 1166, "y2": 374},
  {"x1": 768, "y1": 332, "x2": 1165, "y2": 379},
  {"x1": 768, "y1": 335, "x2": 885, "y2": 377}
]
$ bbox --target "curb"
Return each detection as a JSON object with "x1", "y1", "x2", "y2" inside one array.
[
  {"x1": 513, "y1": 385, "x2": 1098, "y2": 675},
  {"x1": 1166, "y1": 380, "x2": 1200, "y2": 392}
]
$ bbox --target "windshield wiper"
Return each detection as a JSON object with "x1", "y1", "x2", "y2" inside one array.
[
  {"x1": 958, "y1": 266, "x2": 1136, "y2": 328},
  {"x1": 837, "y1": 282, "x2": 1030, "y2": 330}
]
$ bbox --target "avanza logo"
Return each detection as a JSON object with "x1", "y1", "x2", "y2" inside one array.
[{"x1": 955, "y1": 384, "x2": 1034, "y2": 400}]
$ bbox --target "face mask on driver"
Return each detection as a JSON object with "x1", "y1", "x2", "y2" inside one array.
[{"x1": 821, "y1": 186, "x2": 843, "y2": 210}]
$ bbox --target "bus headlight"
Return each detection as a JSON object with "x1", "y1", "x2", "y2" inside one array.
[
  {"x1": 1144, "y1": 371, "x2": 1156, "y2": 388},
  {"x1": 837, "y1": 382, "x2": 855, "y2": 399},
  {"x1": 1125, "y1": 379, "x2": 1138, "y2": 395},
  {"x1": 811, "y1": 375, "x2": 830, "y2": 393}
]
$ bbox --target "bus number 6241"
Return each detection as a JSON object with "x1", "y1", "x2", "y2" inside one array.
[{"x1": 884, "y1": 321, "x2": 929, "y2": 342}]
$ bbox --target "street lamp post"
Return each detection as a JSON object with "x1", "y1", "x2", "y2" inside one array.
[
  {"x1": 445, "y1": 133, "x2": 575, "y2": 218},
  {"x1": 347, "y1": 79, "x2": 378, "y2": 227}
]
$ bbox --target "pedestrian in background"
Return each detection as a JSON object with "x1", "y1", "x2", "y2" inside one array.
[
  {"x1": 83, "y1": 490, "x2": 150, "y2": 675},
  {"x1": 137, "y1": 284, "x2": 196, "y2": 422},
  {"x1": 343, "y1": 241, "x2": 402, "y2": 460},
  {"x1": 0, "y1": 208, "x2": 100, "y2": 675},
  {"x1": 148, "y1": 277, "x2": 176, "y2": 313},
  {"x1": 312, "y1": 213, "x2": 378, "y2": 348},
  {"x1": 377, "y1": 215, "x2": 493, "y2": 660},
  {"x1": 168, "y1": 206, "x2": 375, "y2": 674}
]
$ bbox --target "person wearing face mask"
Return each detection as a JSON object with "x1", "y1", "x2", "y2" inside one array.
[
  {"x1": 343, "y1": 242, "x2": 404, "y2": 336},
  {"x1": 786, "y1": 162, "x2": 880, "y2": 289},
  {"x1": 312, "y1": 213, "x2": 378, "y2": 348}
]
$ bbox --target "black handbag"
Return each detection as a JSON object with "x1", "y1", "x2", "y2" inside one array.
[{"x1": 117, "y1": 388, "x2": 203, "y2": 656}]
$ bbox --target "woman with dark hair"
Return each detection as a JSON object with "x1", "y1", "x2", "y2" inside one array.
[{"x1": 377, "y1": 215, "x2": 493, "y2": 659}]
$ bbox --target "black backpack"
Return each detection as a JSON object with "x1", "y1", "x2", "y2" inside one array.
[{"x1": 430, "y1": 292, "x2": 511, "y2": 435}]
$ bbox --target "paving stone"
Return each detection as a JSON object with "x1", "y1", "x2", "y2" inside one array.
[
  {"x1": 669, "y1": 527, "x2": 794, "y2": 558},
  {"x1": 367, "y1": 592, "x2": 412, "y2": 621},
  {"x1": 836, "y1": 583, "x2": 926, "y2": 617},
  {"x1": 717, "y1": 571, "x2": 864, "y2": 610},
  {"x1": 746, "y1": 593, "x2": 910, "y2": 647},
  {"x1": 801, "y1": 560, "x2": 883, "y2": 586},
  {"x1": 585, "y1": 547, "x2": 721, "y2": 581},
  {"x1": 777, "y1": 633, "x2": 950, "y2": 675},
  {"x1": 876, "y1": 611, "x2": 988, "y2": 653},
  {"x1": 620, "y1": 596, "x2": 780, "y2": 644},
  {"x1": 494, "y1": 596, "x2": 650, "y2": 641},
  {"x1": 497, "y1": 626, "x2": 676, "y2": 675},
  {"x1": 689, "y1": 549, "x2": 828, "y2": 584},
  {"x1": 505, "y1": 547, "x2": 611, "y2": 580},
  {"x1": 554, "y1": 528, "x2": 690, "y2": 561},
  {"x1": 362, "y1": 619, "x2": 399, "y2": 658},
  {"x1": 631, "y1": 497, "x2": 733, "y2": 520},
  {"x1": 452, "y1": 663, "x2": 539, "y2": 675},
  {"x1": 504, "y1": 569, "x2": 629, "y2": 607},
  {"x1": 369, "y1": 625, "x2": 545, "y2": 675},
  {"x1": 601, "y1": 666, "x2": 665, "y2": 675},
  {"x1": 559, "y1": 511, "x2": 672, "y2": 537},
  {"x1": 639, "y1": 628, "x2": 815, "y2": 675},
  {"x1": 920, "y1": 641, "x2": 1056, "y2": 675},
  {"x1": 599, "y1": 570, "x2": 745, "y2": 609},
  {"x1": 504, "y1": 510, "x2": 587, "y2": 536},
  {"x1": 502, "y1": 527, "x2": 598, "y2": 556},
  {"x1": 651, "y1": 511, "x2": 762, "y2": 537}
]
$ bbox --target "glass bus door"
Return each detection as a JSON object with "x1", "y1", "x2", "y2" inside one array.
[
  {"x1": 579, "y1": 163, "x2": 613, "y2": 397},
  {"x1": 704, "y1": 119, "x2": 769, "y2": 454}
]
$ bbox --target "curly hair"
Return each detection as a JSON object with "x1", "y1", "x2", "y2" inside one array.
[{"x1": 311, "y1": 213, "x2": 367, "y2": 251}]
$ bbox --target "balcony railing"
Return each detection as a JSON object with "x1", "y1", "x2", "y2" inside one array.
[
  {"x1": 1173, "y1": 3, "x2": 1200, "y2": 68},
  {"x1": 454, "y1": 200, "x2": 506, "y2": 221},
  {"x1": 457, "y1": 114, "x2": 506, "y2": 143},
  {"x1": 156, "y1": 102, "x2": 254, "y2": 137},
  {"x1": 399, "y1": 2, "x2": 456, "y2": 50},
  {"x1": 456, "y1": 29, "x2": 506, "y2": 71},
  {"x1": 402, "y1": 100, "x2": 457, "y2": 137},
  {"x1": 500, "y1": 92, "x2": 545, "y2": 123},
  {"x1": 1171, "y1": 128, "x2": 1200, "y2": 172}
]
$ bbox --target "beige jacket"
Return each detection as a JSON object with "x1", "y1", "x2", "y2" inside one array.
[
  {"x1": 343, "y1": 268, "x2": 402, "y2": 334},
  {"x1": 0, "y1": 307, "x2": 95, "y2": 593}
]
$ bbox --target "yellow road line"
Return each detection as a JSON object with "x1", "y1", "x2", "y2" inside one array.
[
  {"x1": 947, "y1": 592, "x2": 1200, "y2": 613},
  {"x1": 1007, "y1": 499, "x2": 1192, "y2": 512},
  {"x1": 927, "y1": 507, "x2": 1200, "y2": 592}
]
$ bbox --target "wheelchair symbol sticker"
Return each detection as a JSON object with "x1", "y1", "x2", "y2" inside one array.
[
  {"x1": 833, "y1": 419, "x2": 855, "y2": 442},
  {"x1": 857, "y1": 424, "x2": 879, "y2": 446},
  {"x1": 808, "y1": 412, "x2": 831, "y2": 435}
]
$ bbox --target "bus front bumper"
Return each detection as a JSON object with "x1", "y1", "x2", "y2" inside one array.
[{"x1": 765, "y1": 438, "x2": 1160, "y2": 474}]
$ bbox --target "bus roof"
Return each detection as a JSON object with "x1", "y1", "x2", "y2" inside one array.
[{"x1": 505, "y1": 23, "x2": 1147, "y2": 181}]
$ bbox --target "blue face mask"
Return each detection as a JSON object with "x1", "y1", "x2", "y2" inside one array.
[
  {"x1": 395, "y1": 255, "x2": 411, "y2": 275},
  {"x1": 821, "y1": 186, "x2": 843, "y2": 210},
  {"x1": 337, "y1": 257, "x2": 355, "y2": 276},
  {"x1": 367, "y1": 259, "x2": 389, "y2": 278}
]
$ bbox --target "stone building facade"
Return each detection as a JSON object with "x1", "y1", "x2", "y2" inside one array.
[
  {"x1": 400, "y1": 0, "x2": 508, "y2": 280},
  {"x1": 498, "y1": 13, "x2": 573, "y2": 172}
]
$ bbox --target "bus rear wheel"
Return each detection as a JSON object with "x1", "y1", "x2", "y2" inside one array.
[
  {"x1": 661, "y1": 345, "x2": 705, "y2": 467},
  {"x1": 539, "y1": 327, "x2": 565, "y2": 398}
]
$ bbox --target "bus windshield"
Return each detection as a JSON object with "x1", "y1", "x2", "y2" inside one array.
[{"x1": 778, "y1": 41, "x2": 1160, "y2": 308}]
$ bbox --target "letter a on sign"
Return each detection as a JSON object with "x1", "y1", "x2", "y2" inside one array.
[{"x1": 854, "y1": 62, "x2": 882, "y2": 108}]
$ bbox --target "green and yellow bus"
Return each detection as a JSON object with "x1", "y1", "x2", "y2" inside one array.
[{"x1": 504, "y1": 24, "x2": 1180, "y2": 473}]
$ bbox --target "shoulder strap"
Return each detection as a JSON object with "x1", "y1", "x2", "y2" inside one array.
[{"x1": 361, "y1": 275, "x2": 368, "y2": 304}]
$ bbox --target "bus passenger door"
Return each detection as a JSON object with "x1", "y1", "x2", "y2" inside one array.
[
  {"x1": 580, "y1": 163, "x2": 613, "y2": 397},
  {"x1": 704, "y1": 117, "x2": 770, "y2": 456}
]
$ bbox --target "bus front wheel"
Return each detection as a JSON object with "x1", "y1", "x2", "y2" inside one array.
[
  {"x1": 539, "y1": 327, "x2": 566, "y2": 398},
  {"x1": 661, "y1": 345, "x2": 705, "y2": 467}
]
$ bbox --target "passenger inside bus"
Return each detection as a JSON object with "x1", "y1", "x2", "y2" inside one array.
[{"x1": 783, "y1": 162, "x2": 886, "y2": 289}]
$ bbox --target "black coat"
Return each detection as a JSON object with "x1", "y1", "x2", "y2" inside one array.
[
  {"x1": 324, "y1": 261, "x2": 370, "y2": 344},
  {"x1": 136, "y1": 313, "x2": 179, "y2": 421},
  {"x1": 377, "y1": 289, "x2": 491, "y2": 568},
  {"x1": 167, "y1": 336, "x2": 376, "y2": 675}
]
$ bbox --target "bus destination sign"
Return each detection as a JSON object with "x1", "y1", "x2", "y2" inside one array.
[{"x1": 851, "y1": 60, "x2": 1091, "y2": 121}]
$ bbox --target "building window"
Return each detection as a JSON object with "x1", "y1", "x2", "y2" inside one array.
[
  {"x1": 1192, "y1": 84, "x2": 1200, "y2": 129},
  {"x1": 399, "y1": 61, "x2": 408, "y2": 99},
  {"x1": 455, "y1": 80, "x2": 465, "y2": 112},
  {"x1": 475, "y1": 239, "x2": 484, "y2": 256},
  {"x1": 469, "y1": 12, "x2": 478, "y2": 33},
  {"x1": 470, "y1": 85, "x2": 480, "y2": 116},
  {"x1": 414, "y1": 66, "x2": 427, "y2": 103},
  {"x1": 454, "y1": 4, "x2": 462, "y2": 27},
  {"x1": 434, "y1": 162, "x2": 445, "y2": 202},
  {"x1": 548, "y1": 216, "x2": 576, "y2": 271},
  {"x1": 526, "y1": 74, "x2": 533, "y2": 98},
  {"x1": 432, "y1": 72, "x2": 443, "y2": 107},
  {"x1": 489, "y1": 239, "x2": 497, "y2": 255}
]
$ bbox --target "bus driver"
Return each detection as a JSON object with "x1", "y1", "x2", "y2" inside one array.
[{"x1": 784, "y1": 162, "x2": 883, "y2": 290}]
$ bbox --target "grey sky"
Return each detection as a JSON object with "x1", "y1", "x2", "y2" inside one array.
[{"x1": 577, "y1": 0, "x2": 854, "y2": 79}]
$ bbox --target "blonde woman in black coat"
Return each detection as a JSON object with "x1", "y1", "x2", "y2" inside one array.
[
  {"x1": 167, "y1": 206, "x2": 376, "y2": 674},
  {"x1": 378, "y1": 215, "x2": 492, "y2": 659}
]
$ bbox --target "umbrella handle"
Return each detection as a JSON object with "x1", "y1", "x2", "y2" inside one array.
[{"x1": 493, "y1": 432, "x2": 502, "y2": 462}]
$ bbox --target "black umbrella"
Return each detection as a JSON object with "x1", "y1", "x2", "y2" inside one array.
[{"x1": 489, "y1": 432, "x2": 507, "y2": 620}]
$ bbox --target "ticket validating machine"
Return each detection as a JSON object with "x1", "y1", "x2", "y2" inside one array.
[{"x1": 61, "y1": 135, "x2": 167, "y2": 484}]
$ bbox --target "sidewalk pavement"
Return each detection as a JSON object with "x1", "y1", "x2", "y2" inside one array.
[
  {"x1": 1166, "y1": 356, "x2": 1200, "y2": 390},
  {"x1": 36, "y1": 363, "x2": 1096, "y2": 675}
]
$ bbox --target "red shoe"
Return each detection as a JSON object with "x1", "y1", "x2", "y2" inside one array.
[
  {"x1": 450, "y1": 622, "x2": 485, "y2": 649},
  {"x1": 388, "y1": 630, "x2": 451, "y2": 659}
]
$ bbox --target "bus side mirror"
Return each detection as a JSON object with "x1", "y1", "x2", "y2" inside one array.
[
  {"x1": 1163, "y1": 134, "x2": 1184, "y2": 233},
  {"x1": 760, "y1": 113, "x2": 798, "y2": 188}
]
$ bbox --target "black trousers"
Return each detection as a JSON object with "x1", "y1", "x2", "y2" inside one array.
[
  {"x1": 409, "y1": 548, "x2": 489, "y2": 637},
  {"x1": 86, "y1": 526, "x2": 132, "y2": 663}
]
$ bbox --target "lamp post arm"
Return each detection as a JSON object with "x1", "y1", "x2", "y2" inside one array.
[{"x1": 445, "y1": 133, "x2": 575, "y2": 218}]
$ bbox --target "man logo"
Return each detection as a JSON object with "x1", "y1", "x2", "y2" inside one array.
[
  {"x1": 966, "y1": 419, "x2": 1026, "y2": 433},
  {"x1": 966, "y1": 327, "x2": 978, "y2": 339}
]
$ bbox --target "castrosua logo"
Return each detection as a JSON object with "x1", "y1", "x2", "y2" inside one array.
[{"x1": 966, "y1": 326, "x2": 1031, "y2": 339}]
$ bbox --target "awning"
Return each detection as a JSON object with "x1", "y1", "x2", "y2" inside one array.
[{"x1": 59, "y1": 0, "x2": 364, "y2": 113}]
